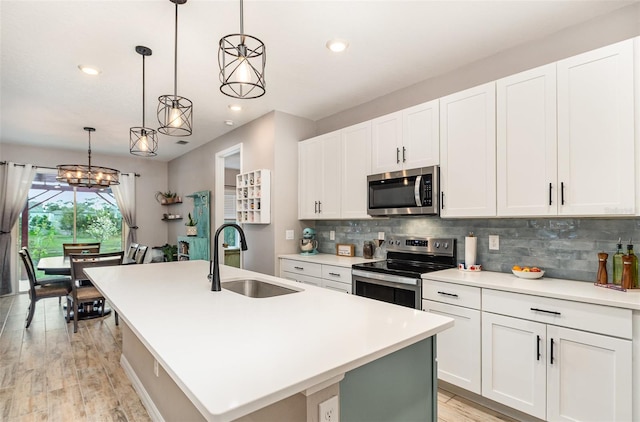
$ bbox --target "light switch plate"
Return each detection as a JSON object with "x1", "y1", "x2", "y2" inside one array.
[
  {"x1": 489, "y1": 235, "x2": 499, "y2": 251},
  {"x1": 285, "y1": 230, "x2": 294, "y2": 240},
  {"x1": 378, "y1": 232, "x2": 385, "y2": 240},
  {"x1": 330, "y1": 230, "x2": 335, "y2": 240}
]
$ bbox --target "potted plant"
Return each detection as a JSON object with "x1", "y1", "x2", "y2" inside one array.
[
  {"x1": 185, "y1": 212, "x2": 198, "y2": 236},
  {"x1": 155, "y1": 190, "x2": 180, "y2": 204},
  {"x1": 161, "y1": 244, "x2": 177, "y2": 262}
]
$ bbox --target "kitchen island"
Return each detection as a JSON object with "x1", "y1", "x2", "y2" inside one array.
[{"x1": 85, "y1": 260, "x2": 453, "y2": 422}]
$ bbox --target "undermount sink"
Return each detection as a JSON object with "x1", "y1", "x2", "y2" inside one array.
[{"x1": 222, "y1": 279, "x2": 299, "y2": 298}]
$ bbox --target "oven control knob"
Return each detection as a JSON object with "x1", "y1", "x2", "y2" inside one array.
[
  {"x1": 395, "y1": 240, "x2": 401, "y2": 246},
  {"x1": 443, "y1": 242, "x2": 449, "y2": 249},
  {"x1": 434, "y1": 242, "x2": 440, "y2": 248}
]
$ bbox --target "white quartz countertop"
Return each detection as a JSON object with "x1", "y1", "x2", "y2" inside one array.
[
  {"x1": 85, "y1": 261, "x2": 453, "y2": 422},
  {"x1": 279, "y1": 253, "x2": 382, "y2": 267},
  {"x1": 425, "y1": 268, "x2": 640, "y2": 310}
]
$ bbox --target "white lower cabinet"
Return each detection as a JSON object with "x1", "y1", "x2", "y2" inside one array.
[
  {"x1": 280, "y1": 259, "x2": 352, "y2": 293},
  {"x1": 422, "y1": 280, "x2": 481, "y2": 394},
  {"x1": 482, "y1": 290, "x2": 633, "y2": 421}
]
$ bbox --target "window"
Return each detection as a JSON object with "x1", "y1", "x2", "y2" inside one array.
[{"x1": 19, "y1": 170, "x2": 123, "y2": 281}]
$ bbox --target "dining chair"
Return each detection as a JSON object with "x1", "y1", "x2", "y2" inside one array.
[
  {"x1": 21, "y1": 246, "x2": 71, "y2": 304},
  {"x1": 134, "y1": 245, "x2": 148, "y2": 264},
  {"x1": 19, "y1": 250, "x2": 71, "y2": 328},
  {"x1": 127, "y1": 243, "x2": 139, "y2": 261},
  {"x1": 62, "y1": 242, "x2": 101, "y2": 257},
  {"x1": 67, "y1": 251, "x2": 123, "y2": 333}
]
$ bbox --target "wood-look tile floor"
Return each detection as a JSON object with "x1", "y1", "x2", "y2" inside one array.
[{"x1": 1, "y1": 293, "x2": 516, "y2": 422}]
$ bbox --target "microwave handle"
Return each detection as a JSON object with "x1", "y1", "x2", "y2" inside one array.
[{"x1": 414, "y1": 175, "x2": 422, "y2": 207}]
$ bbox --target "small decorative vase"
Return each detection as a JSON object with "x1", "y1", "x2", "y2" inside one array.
[{"x1": 186, "y1": 226, "x2": 197, "y2": 236}]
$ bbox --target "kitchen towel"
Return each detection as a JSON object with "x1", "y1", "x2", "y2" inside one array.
[{"x1": 465, "y1": 236, "x2": 477, "y2": 266}]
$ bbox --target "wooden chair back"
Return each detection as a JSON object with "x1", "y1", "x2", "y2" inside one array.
[
  {"x1": 134, "y1": 245, "x2": 148, "y2": 264},
  {"x1": 69, "y1": 251, "x2": 124, "y2": 283},
  {"x1": 127, "y1": 243, "x2": 140, "y2": 260},
  {"x1": 63, "y1": 242, "x2": 101, "y2": 257}
]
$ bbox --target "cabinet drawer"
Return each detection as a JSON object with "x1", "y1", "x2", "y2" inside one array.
[
  {"x1": 482, "y1": 289, "x2": 632, "y2": 339},
  {"x1": 321, "y1": 265, "x2": 352, "y2": 283},
  {"x1": 324, "y1": 279, "x2": 351, "y2": 294},
  {"x1": 281, "y1": 271, "x2": 322, "y2": 287},
  {"x1": 422, "y1": 280, "x2": 481, "y2": 310},
  {"x1": 280, "y1": 259, "x2": 322, "y2": 278}
]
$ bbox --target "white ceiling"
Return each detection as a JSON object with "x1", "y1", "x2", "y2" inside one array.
[{"x1": 1, "y1": 0, "x2": 635, "y2": 161}]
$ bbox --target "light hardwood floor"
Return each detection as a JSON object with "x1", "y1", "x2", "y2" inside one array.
[{"x1": 1, "y1": 293, "x2": 516, "y2": 422}]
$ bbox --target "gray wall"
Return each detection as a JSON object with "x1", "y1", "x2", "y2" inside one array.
[
  {"x1": 315, "y1": 217, "x2": 640, "y2": 283},
  {"x1": 0, "y1": 142, "x2": 169, "y2": 248},
  {"x1": 316, "y1": 3, "x2": 640, "y2": 134}
]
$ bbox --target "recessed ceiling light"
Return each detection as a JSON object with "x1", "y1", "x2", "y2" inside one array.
[
  {"x1": 326, "y1": 39, "x2": 349, "y2": 53},
  {"x1": 228, "y1": 104, "x2": 242, "y2": 112},
  {"x1": 224, "y1": 120, "x2": 234, "y2": 126},
  {"x1": 78, "y1": 65, "x2": 101, "y2": 75}
]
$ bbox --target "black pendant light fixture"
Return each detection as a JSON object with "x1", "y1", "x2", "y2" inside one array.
[
  {"x1": 130, "y1": 46, "x2": 158, "y2": 156},
  {"x1": 218, "y1": 0, "x2": 266, "y2": 99},
  {"x1": 57, "y1": 127, "x2": 120, "y2": 188},
  {"x1": 158, "y1": 0, "x2": 193, "y2": 136}
]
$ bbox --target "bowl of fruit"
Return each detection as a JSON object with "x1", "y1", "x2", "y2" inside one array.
[{"x1": 512, "y1": 265, "x2": 545, "y2": 279}]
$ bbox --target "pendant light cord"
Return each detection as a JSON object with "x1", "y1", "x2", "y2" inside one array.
[
  {"x1": 87, "y1": 131, "x2": 92, "y2": 173},
  {"x1": 173, "y1": 1, "x2": 178, "y2": 98},
  {"x1": 240, "y1": 0, "x2": 244, "y2": 35},
  {"x1": 142, "y1": 53, "x2": 146, "y2": 127}
]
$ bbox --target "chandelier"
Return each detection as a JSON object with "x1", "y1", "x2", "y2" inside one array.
[
  {"x1": 57, "y1": 127, "x2": 120, "y2": 188},
  {"x1": 130, "y1": 45, "x2": 158, "y2": 156},
  {"x1": 219, "y1": 0, "x2": 266, "y2": 99},
  {"x1": 157, "y1": 0, "x2": 193, "y2": 136}
]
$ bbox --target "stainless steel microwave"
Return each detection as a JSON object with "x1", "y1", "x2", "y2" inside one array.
[{"x1": 367, "y1": 166, "x2": 439, "y2": 216}]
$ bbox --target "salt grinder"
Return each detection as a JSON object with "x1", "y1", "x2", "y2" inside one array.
[{"x1": 597, "y1": 252, "x2": 608, "y2": 285}]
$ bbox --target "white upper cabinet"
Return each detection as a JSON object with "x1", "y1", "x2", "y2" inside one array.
[
  {"x1": 370, "y1": 100, "x2": 439, "y2": 174},
  {"x1": 341, "y1": 121, "x2": 371, "y2": 219},
  {"x1": 440, "y1": 82, "x2": 497, "y2": 217},
  {"x1": 557, "y1": 39, "x2": 635, "y2": 216},
  {"x1": 298, "y1": 132, "x2": 341, "y2": 220},
  {"x1": 497, "y1": 64, "x2": 558, "y2": 217}
]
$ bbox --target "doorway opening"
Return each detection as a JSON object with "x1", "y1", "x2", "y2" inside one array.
[{"x1": 215, "y1": 144, "x2": 242, "y2": 268}]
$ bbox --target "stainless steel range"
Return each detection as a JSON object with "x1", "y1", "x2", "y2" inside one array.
[{"x1": 352, "y1": 236, "x2": 456, "y2": 309}]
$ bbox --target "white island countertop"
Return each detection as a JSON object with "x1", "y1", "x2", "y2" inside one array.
[
  {"x1": 425, "y1": 268, "x2": 640, "y2": 310},
  {"x1": 85, "y1": 260, "x2": 453, "y2": 422}
]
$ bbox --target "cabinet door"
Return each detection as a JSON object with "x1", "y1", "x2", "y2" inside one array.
[
  {"x1": 497, "y1": 64, "x2": 557, "y2": 217},
  {"x1": 402, "y1": 100, "x2": 440, "y2": 168},
  {"x1": 482, "y1": 312, "x2": 546, "y2": 419},
  {"x1": 546, "y1": 326, "x2": 632, "y2": 422},
  {"x1": 440, "y1": 83, "x2": 496, "y2": 217},
  {"x1": 371, "y1": 111, "x2": 403, "y2": 174},
  {"x1": 341, "y1": 122, "x2": 371, "y2": 219},
  {"x1": 423, "y1": 300, "x2": 481, "y2": 394},
  {"x1": 319, "y1": 133, "x2": 342, "y2": 219},
  {"x1": 298, "y1": 136, "x2": 324, "y2": 219},
  {"x1": 557, "y1": 39, "x2": 635, "y2": 216}
]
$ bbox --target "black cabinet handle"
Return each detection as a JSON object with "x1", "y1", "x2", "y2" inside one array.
[
  {"x1": 396, "y1": 148, "x2": 400, "y2": 164},
  {"x1": 549, "y1": 182, "x2": 552, "y2": 206},
  {"x1": 402, "y1": 146, "x2": 406, "y2": 163},
  {"x1": 550, "y1": 338, "x2": 555, "y2": 364},
  {"x1": 536, "y1": 335, "x2": 541, "y2": 361},
  {"x1": 314, "y1": 201, "x2": 318, "y2": 213},
  {"x1": 441, "y1": 192, "x2": 445, "y2": 209},
  {"x1": 561, "y1": 182, "x2": 565, "y2": 205},
  {"x1": 437, "y1": 291, "x2": 459, "y2": 298},
  {"x1": 294, "y1": 266, "x2": 304, "y2": 270},
  {"x1": 530, "y1": 307, "x2": 561, "y2": 316},
  {"x1": 328, "y1": 272, "x2": 341, "y2": 277},
  {"x1": 318, "y1": 201, "x2": 322, "y2": 213}
]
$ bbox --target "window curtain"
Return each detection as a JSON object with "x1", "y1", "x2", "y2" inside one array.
[
  {"x1": 112, "y1": 173, "x2": 137, "y2": 248},
  {"x1": 0, "y1": 162, "x2": 36, "y2": 295}
]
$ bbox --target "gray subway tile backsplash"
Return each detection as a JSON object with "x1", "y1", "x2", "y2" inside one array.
[{"x1": 313, "y1": 217, "x2": 640, "y2": 282}]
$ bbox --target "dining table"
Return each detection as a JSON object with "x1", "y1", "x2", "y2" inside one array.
[{"x1": 36, "y1": 254, "x2": 133, "y2": 319}]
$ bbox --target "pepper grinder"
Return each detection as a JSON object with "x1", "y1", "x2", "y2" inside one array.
[{"x1": 597, "y1": 252, "x2": 608, "y2": 285}]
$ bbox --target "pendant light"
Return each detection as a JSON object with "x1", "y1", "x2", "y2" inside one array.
[
  {"x1": 157, "y1": 0, "x2": 193, "y2": 136},
  {"x1": 218, "y1": 0, "x2": 266, "y2": 99},
  {"x1": 57, "y1": 127, "x2": 120, "y2": 188},
  {"x1": 130, "y1": 45, "x2": 158, "y2": 156}
]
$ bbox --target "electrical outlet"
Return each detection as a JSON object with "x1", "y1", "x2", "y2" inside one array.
[
  {"x1": 285, "y1": 230, "x2": 294, "y2": 240},
  {"x1": 489, "y1": 235, "x2": 499, "y2": 251},
  {"x1": 319, "y1": 395, "x2": 339, "y2": 422},
  {"x1": 153, "y1": 359, "x2": 159, "y2": 377},
  {"x1": 378, "y1": 232, "x2": 385, "y2": 240},
  {"x1": 330, "y1": 230, "x2": 335, "y2": 240}
]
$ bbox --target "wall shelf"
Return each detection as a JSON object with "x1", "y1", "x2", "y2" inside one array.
[{"x1": 236, "y1": 169, "x2": 270, "y2": 224}]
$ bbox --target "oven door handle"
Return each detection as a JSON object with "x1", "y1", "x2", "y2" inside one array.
[
  {"x1": 414, "y1": 175, "x2": 422, "y2": 207},
  {"x1": 352, "y1": 269, "x2": 420, "y2": 286}
]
